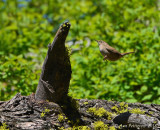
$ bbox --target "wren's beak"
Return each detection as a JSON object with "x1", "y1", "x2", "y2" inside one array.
[{"x1": 94, "y1": 40, "x2": 100, "y2": 45}]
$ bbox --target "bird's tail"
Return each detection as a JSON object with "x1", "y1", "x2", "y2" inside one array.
[{"x1": 122, "y1": 51, "x2": 134, "y2": 56}]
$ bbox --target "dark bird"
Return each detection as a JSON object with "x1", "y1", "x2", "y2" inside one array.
[{"x1": 95, "y1": 40, "x2": 134, "y2": 61}]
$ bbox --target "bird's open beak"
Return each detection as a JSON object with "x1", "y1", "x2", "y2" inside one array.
[
  {"x1": 94, "y1": 40, "x2": 100, "y2": 45},
  {"x1": 94, "y1": 40, "x2": 99, "y2": 44}
]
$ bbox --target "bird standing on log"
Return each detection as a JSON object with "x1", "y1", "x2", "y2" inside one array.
[{"x1": 96, "y1": 40, "x2": 134, "y2": 61}]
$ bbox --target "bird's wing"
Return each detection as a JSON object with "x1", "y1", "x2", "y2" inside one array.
[{"x1": 105, "y1": 46, "x2": 120, "y2": 54}]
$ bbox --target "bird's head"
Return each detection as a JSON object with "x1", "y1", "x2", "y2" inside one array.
[{"x1": 95, "y1": 40, "x2": 104, "y2": 45}]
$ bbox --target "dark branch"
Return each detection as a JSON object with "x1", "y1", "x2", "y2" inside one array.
[{"x1": 35, "y1": 21, "x2": 71, "y2": 103}]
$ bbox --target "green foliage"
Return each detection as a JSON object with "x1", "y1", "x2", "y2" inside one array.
[
  {"x1": 0, "y1": 0, "x2": 160, "y2": 104},
  {"x1": 0, "y1": 122, "x2": 9, "y2": 130}
]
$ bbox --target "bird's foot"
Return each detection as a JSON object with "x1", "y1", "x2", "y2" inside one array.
[
  {"x1": 103, "y1": 59, "x2": 108, "y2": 62},
  {"x1": 103, "y1": 56, "x2": 108, "y2": 61}
]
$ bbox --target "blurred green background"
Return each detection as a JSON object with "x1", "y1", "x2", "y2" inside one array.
[{"x1": 0, "y1": 0, "x2": 160, "y2": 104}]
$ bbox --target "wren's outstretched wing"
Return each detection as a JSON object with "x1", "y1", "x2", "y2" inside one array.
[
  {"x1": 105, "y1": 46, "x2": 122, "y2": 61},
  {"x1": 105, "y1": 46, "x2": 121, "y2": 55}
]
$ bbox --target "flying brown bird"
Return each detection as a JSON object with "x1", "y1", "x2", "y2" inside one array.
[{"x1": 96, "y1": 40, "x2": 134, "y2": 61}]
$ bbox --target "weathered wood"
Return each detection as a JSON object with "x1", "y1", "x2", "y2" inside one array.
[
  {"x1": 0, "y1": 93, "x2": 160, "y2": 130},
  {"x1": 35, "y1": 21, "x2": 71, "y2": 103}
]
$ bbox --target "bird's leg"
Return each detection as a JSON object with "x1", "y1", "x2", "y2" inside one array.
[{"x1": 103, "y1": 55, "x2": 108, "y2": 61}]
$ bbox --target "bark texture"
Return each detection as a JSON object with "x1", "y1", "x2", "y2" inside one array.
[
  {"x1": 0, "y1": 93, "x2": 160, "y2": 130},
  {"x1": 35, "y1": 21, "x2": 71, "y2": 103}
]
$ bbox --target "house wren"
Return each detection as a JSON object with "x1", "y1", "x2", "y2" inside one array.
[{"x1": 96, "y1": 40, "x2": 134, "y2": 61}]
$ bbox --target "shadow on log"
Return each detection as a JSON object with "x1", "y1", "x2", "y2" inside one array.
[{"x1": 35, "y1": 21, "x2": 71, "y2": 103}]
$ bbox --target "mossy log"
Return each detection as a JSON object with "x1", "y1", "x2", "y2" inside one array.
[
  {"x1": 0, "y1": 22, "x2": 160, "y2": 130},
  {"x1": 0, "y1": 93, "x2": 160, "y2": 129}
]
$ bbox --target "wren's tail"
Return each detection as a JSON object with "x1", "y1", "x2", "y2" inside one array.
[{"x1": 121, "y1": 51, "x2": 134, "y2": 56}]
